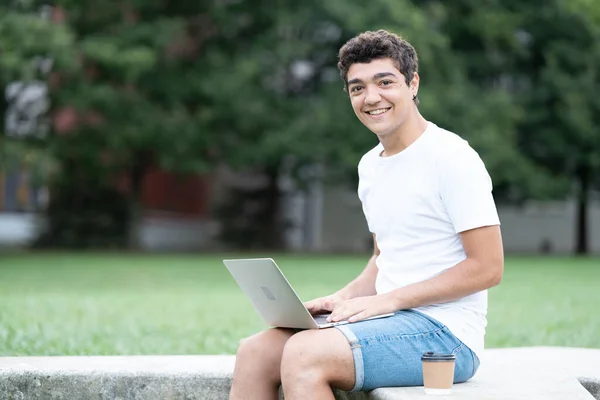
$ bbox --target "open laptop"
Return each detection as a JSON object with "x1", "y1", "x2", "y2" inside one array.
[{"x1": 223, "y1": 258, "x2": 393, "y2": 329}]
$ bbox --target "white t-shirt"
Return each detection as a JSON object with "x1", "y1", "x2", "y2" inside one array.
[{"x1": 357, "y1": 122, "x2": 500, "y2": 358}]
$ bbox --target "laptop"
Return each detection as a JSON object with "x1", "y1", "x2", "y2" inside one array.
[{"x1": 223, "y1": 257, "x2": 393, "y2": 329}]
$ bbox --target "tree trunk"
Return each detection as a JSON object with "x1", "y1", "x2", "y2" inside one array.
[
  {"x1": 264, "y1": 164, "x2": 284, "y2": 250},
  {"x1": 127, "y1": 153, "x2": 149, "y2": 250},
  {"x1": 575, "y1": 163, "x2": 590, "y2": 255}
]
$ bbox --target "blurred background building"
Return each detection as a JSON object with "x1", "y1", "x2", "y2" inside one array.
[{"x1": 2, "y1": 174, "x2": 599, "y2": 254}]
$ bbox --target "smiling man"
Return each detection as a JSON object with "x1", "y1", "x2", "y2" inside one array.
[{"x1": 229, "y1": 29, "x2": 504, "y2": 400}]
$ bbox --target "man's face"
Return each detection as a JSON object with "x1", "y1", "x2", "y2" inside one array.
[{"x1": 346, "y1": 58, "x2": 418, "y2": 137}]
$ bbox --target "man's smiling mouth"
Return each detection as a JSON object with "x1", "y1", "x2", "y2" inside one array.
[{"x1": 365, "y1": 108, "x2": 391, "y2": 115}]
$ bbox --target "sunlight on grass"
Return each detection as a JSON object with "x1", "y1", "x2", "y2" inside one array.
[{"x1": 0, "y1": 253, "x2": 598, "y2": 355}]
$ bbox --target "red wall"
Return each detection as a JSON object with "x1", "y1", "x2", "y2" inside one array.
[{"x1": 140, "y1": 167, "x2": 211, "y2": 217}]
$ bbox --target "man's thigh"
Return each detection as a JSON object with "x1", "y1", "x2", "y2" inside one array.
[
  {"x1": 281, "y1": 327, "x2": 356, "y2": 391},
  {"x1": 334, "y1": 309, "x2": 479, "y2": 391}
]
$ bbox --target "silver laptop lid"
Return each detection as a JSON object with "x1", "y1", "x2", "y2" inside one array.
[{"x1": 223, "y1": 258, "x2": 318, "y2": 330}]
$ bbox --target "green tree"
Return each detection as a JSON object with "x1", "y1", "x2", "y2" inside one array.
[
  {"x1": 0, "y1": 2, "x2": 76, "y2": 211},
  {"x1": 204, "y1": 0, "x2": 533, "y2": 249},
  {"x1": 518, "y1": 0, "x2": 600, "y2": 254},
  {"x1": 434, "y1": 0, "x2": 600, "y2": 254},
  {"x1": 2, "y1": 0, "x2": 536, "y2": 250},
  {"x1": 2, "y1": 1, "x2": 221, "y2": 247}
]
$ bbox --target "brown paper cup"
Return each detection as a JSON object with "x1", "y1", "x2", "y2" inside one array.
[{"x1": 421, "y1": 352, "x2": 456, "y2": 395}]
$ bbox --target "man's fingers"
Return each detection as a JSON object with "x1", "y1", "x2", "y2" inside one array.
[
  {"x1": 322, "y1": 299, "x2": 336, "y2": 311},
  {"x1": 328, "y1": 306, "x2": 362, "y2": 323},
  {"x1": 306, "y1": 299, "x2": 330, "y2": 314},
  {"x1": 306, "y1": 295, "x2": 345, "y2": 315},
  {"x1": 348, "y1": 311, "x2": 369, "y2": 323},
  {"x1": 328, "y1": 300, "x2": 350, "y2": 321},
  {"x1": 326, "y1": 306, "x2": 340, "y2": 322},
  {"x1": 306, "y1": 303, "x2": 321, "y2": 315}
]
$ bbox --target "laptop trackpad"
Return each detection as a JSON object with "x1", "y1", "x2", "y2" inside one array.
[
  {"x1": 313, "y1": 312, "x2": 394, "y2": 326},
  {"x1": 313, "y1": 313, "x2": 347, "y2": 325},
  {"x1": 313, "y1": 313, "x2": 335, "y2": 324}
]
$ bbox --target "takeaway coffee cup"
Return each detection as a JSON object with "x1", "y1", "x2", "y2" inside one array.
[{"x1": 421, "y1": 352, "x2": 456, "y2": 395}]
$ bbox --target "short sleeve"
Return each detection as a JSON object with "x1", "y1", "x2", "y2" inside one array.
[
  {"x1": 358, "y1": 149, "x2": 380, "y2": 233},
  {"x1": 357, "y1": 161, "x2": 374, "y2": 233},
  {"x1": 439, "y1": 145, "x2": 500, "y2": 233}
]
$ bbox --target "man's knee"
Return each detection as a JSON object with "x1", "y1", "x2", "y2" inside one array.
[
  {"x1": 237, "y1": 331, "x2": 271, "y2": 361},
  {"x1": 280, "y1": 329, "x2": 355, "y2": 390},
  {"x1": 280, "y1": 331, "x2": 325, "y2": 379},
  {"x1": 236, "y1": 328, "x2": 293, "y2": 366}
]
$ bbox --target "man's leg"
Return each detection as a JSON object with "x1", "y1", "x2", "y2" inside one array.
[
  {"x1": 230, "y1": 328, "x2": 295, "y2": 400},
  {"x1": 308, "y1": 310, "x2": 479, "y2": 392},
  {"x1": 280, "y1": 328, "x2": 355, "y2": 400}
]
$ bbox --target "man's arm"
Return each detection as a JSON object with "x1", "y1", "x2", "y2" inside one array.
[
  {"x1": 336, "y1": 234, "x2": 380, "y2": 300},
  {"x1": 305, "y1": 234, "x2": 379, "y2": 314},
  {"x1": 327, "y1": 225, "x2": 503, "y2": 323},
  {"x1": 389, "y1": 224, "x2": 503, "y2": 309}
]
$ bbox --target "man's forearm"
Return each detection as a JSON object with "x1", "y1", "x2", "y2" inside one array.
[
  {"x1": 336, "y1": 255, "x2": 378, "y2": 300},
  {"x1": 389, "y1": 256, "x2": 502, "y2": 310}
]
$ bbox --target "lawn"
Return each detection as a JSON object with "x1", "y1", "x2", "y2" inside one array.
[{"x1": 0, "y1": 252, "x2": 598, "y2": 356}]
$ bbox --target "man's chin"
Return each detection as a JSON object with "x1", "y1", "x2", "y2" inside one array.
[{"x1": 370, "y1": 127, "x2": 393, "y2": 137}]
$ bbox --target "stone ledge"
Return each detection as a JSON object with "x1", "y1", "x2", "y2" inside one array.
[
  {"x1": 371, "y1": 347, "x2": 600, "y2": 400},
  {"x1": 0, "y1": 347, "x2": 598, "y2": 399},
  {"x1": 0, "y1": 355, "x2": 236, "y2": 400}
]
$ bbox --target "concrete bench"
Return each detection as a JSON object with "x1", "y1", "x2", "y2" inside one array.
[{"x1": 0, "y1": 347, "x2": 598, "y2": 399}]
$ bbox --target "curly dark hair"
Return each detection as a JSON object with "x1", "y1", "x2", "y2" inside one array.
[{"x1": 337, "y1": 29, "x2": 419, "y2": 104}]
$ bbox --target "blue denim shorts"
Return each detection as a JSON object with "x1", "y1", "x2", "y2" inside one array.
[{"x1": 334, "y1": 309, "x2": 480, "y2": 392}]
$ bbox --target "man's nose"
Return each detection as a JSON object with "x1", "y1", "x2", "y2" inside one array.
[{"x1": 364, "y1": 87, "x2": 381, "y2": 105}]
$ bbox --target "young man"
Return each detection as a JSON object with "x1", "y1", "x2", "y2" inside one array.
[{"x1": 229, "y1": 29, "x2": 504, "y2": 400}]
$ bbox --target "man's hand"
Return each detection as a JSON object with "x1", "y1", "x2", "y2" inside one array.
[
  {"x1": 304, "y1": 294, "x2": 345, "y2": 315},
  {"x1": 327, "y1": 293, "x2": 398, "y2": 323}
]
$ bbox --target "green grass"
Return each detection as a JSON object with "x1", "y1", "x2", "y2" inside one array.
[{"x1": 0, "y1": 253, "x2": 598, "y2": 356}]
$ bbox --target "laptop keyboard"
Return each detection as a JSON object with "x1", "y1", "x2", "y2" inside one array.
[
  {"x1": 313, "y1": 313, "x2": 344, "y2": 324},
  {"x1": 313, "y1": 314, "x2": 329, "y2": 324}
]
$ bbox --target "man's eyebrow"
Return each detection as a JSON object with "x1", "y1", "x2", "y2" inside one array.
[
  {"x1": 347, "y1": 77, "x2": 363, "y2": 86},
  {"x1": 347, "y1": 72, "x2": 398, "y2": 86},
  {"x1": 373, "y1": 72, "x2": 397, "y2": 80}
]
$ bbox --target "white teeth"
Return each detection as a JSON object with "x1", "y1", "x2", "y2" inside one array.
[{"x1": 367, "y1": 108, "x2": 389, "y2": 115}]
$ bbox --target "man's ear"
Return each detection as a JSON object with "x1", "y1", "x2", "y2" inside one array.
[{"x1": 411, "y1": 72, "x2": 420, "y2": 97}]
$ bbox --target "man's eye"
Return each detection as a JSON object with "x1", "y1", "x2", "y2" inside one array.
[
  {"x1": 350, "y1": 86, "x2": 363, "y2": 93},
  {"x1": 380, "y1": 80, "x2": 392, "y2": 86}
]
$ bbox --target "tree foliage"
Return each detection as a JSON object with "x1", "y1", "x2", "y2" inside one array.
[
  {"x1": 2, "y1": 0, "x2": 598, "y2": 252},
  {"x1": 434, "y1": 0, "x2": 600, "y2": 252}
]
